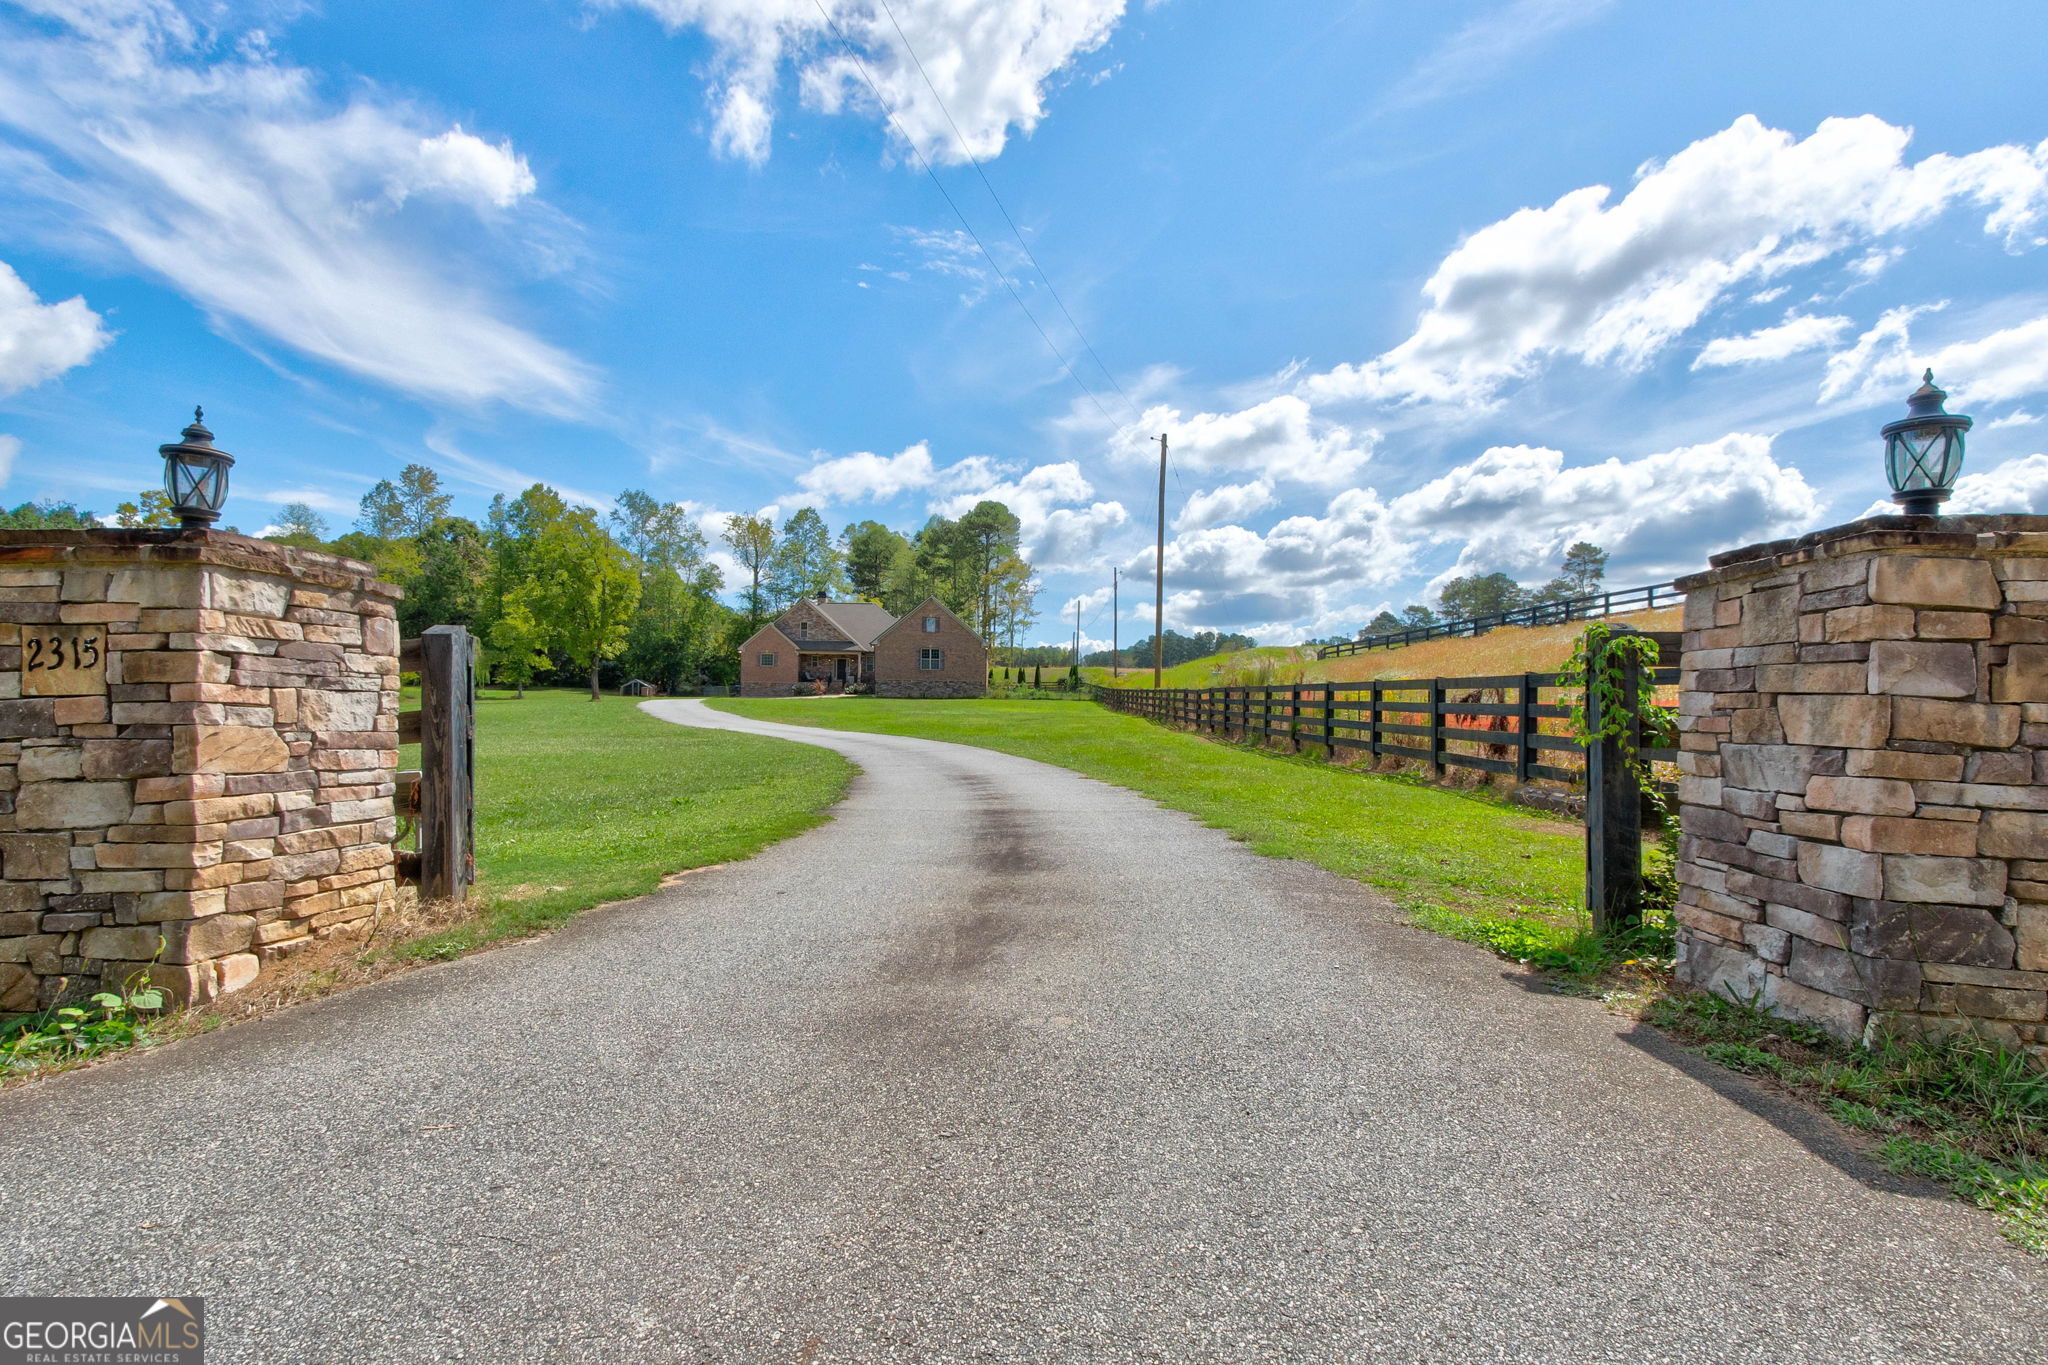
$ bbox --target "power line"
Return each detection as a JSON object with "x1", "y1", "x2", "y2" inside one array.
[
  {"x1": 809, "y1": 0, "x2": 1133, "y2": 441},
  {"x1": 868, "y1": 0, "x2": 1190, "y2": 513},
  {"x1": 874, "y1": 0, "x2": 1142, "y2": 424}
]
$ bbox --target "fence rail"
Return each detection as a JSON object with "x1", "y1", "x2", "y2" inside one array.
[
  {"x1": 1093, "y1": 635, "x2": 1680, "y2": 790},
  {"x1": 1317, "y1": 582, "x2": 1679, "y2": 659}
]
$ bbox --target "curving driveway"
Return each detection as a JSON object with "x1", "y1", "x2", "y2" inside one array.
[{"x1": 1, "y1": 697, "x2": 2044, "y2": 1362}]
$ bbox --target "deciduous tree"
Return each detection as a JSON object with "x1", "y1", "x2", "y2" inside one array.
[{"x1": 524, "y1": 507, "x2": 640, "y2": 700}]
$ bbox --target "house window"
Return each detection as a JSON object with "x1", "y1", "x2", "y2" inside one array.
[
  {"x1": 923, "y1": 616, "x2": 939, "y2": 633},
  {"x1": 919, "y1": 648, "x2": 944, "y2": 671},
  {"x1": 797, "y1": 621, "x2": 809, "y2": 638},
  {"x1": 759, "y1": 652, "x2": 776, "y2": 667}
]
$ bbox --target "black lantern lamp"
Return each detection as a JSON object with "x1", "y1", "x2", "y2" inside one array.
[
  {"x1": 1883, "y1": 370, "x2": 1971, "y2": 515},
  {"x1": 159, "y1": 406, "x2": 235, "y2": 529}
]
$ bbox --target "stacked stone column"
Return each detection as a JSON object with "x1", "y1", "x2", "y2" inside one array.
[
  {"x1": 0, "y1": 530, "x2": 400, "y2": 1013},
  {"x1": 1674, "y1": 516, "x2": 2048, "y2": 1062}
]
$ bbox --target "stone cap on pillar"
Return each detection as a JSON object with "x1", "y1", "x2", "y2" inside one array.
[
  {"x1": 1678, "y1": 513, "x2": 2048, "y2": 593},
  {"x1": 0, "y1": 528, "x2": 403, "y2": 600}
]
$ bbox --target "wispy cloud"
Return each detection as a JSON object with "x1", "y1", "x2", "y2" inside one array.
[
  {"x1": 0, "y1": 4, "x2": 594, "y2": 414},
  {"x1": 1383, "y1": 0, "x2": 1616, "y2": 111}
]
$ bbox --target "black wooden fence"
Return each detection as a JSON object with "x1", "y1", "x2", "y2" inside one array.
[
  {"x1": 395, "y1": 624, "x2": 477, "y2": 903},
  {"x1": 1093, "y1": 628, "x2": 1681, "y2": 928},
  {"x1": 1317, "y1": 582, "x2": 1679, "y2": 659}
]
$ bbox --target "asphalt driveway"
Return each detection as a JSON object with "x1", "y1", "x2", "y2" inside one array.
[{"x1": 2, "y1": 697, "x2": 2044, "y2": 1362}]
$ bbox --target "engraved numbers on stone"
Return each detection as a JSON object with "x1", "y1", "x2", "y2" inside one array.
[{"x1": 21, "y1": 625, "x2": 108, "y2": 696}]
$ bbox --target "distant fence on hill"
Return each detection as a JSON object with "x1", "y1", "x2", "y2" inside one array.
[
  {"x1": 1093, "y1": 631, "x2": 1682, "y2": 789},
  {"x1": 1316, "y1": 582, "x2": 1680, "y2": 660}
]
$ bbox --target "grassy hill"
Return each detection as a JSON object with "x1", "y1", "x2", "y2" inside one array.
[{"x1": 1085, "y1": 607, "x2": 1681, "y2": 690}]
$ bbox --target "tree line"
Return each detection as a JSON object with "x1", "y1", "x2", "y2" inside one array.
[
  {"x1": 5, "y1": 470, "x2": 1041, "y2": 697},
  {"x1": 1361, "y1": 543, "x2": 1609, "y2": 638}
]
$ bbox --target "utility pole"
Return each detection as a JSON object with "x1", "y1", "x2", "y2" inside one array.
[
  {"x1": 1111, "y1": 567, "x2": 1119, "y2": 678},
  {"x1": 1153, "y1": 432, "x2": 1167, "y2": 688},
  {"x1": 1073, "y1": 597, "x2": 1081, "y2": 671}
]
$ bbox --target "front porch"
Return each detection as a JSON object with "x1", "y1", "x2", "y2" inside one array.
[{"x1": 797, "y1": 651, "x2": 868, "y2": 692}]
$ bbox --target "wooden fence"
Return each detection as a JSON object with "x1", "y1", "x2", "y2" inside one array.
[
  {"x1": 1316, "y1": 581, "x2": 1679, "y2": 659},
  {"x1": 1093, "y1": 629, "x2": 1682, "y2": 928},
  {"x1": 395, "y1": 624, "x2": 477, "y2": 903}
]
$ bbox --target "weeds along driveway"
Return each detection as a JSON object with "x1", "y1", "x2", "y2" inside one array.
[{"x1": 0, "y1": 699, "x2": 2043, "y2": 1362}]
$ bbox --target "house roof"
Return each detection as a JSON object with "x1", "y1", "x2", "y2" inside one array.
[{"x1": 809, "y1": 599, "x2": 897, "y2": 646}]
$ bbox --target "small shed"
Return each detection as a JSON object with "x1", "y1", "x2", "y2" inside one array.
[{"x1": 619, "y1": 678, "x2": 658, "y2": 697}]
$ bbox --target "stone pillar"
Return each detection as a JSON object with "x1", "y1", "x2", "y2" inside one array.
[
  {"x1": 1674, "y1": 515, "x2": 2048, "y2": 1062},
  {"x1": 0, "y1": 530, "x2": 400, "y2": 1013}
]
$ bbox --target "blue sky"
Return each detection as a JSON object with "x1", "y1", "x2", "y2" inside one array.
[{"x1": 2, "y1": 0, "x2": 2046, "y2": 648}]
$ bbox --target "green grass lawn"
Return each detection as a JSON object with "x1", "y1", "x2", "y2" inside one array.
[
  {"x1": 709, "y1": 696, "x2": 1588, "y2": 927},
  {"x1": 399, "y1": 689, "x2": 852, "y2": 956}
]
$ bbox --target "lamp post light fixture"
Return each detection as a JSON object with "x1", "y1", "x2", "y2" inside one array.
[
  {"x1": 1883, "y1": 370, "x2": 1972, "y2": 516},
  {"x1": 159, "y1": 406, "x2": 235, "y2": 529}
]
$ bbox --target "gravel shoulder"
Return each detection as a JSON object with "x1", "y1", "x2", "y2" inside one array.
[{"x1": 1, "y1": 697, "x2": 2042, "y2": 1363}]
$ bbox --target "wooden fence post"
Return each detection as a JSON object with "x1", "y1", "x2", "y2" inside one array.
[
  {"x1": 418, "y1": 624, "x2": 476, "y2": 903},
  {"x1": 1516, "y1": 671, "x2": 1536, "y2": 785},
  {"x1": 1323, "y1": 682, "x2": 1336, "y2": 760},
  {"x1": 1427, "y1": 679, "x2": 1444, "y2": 778},
  {"x1": 1584, "y1": 628, "x2": 1644, "y2": 932},
  {"x1": 1368, "y1": 681, "x2": 1381, "y2": 758}
]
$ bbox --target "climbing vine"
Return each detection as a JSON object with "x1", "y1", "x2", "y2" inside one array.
[{"x1": 1560, "y1": 622, "x2": 1680, "y2": 918}]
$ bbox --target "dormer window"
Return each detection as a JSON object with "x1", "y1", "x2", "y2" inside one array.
[
  {"x1": 923, "y1": 616, "x2": 938, "y2": 633},
  {"x1": 798, "y1": 621, "x2": 809, "y2": 638}
]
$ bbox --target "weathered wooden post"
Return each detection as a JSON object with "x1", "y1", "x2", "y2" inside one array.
[
  {"x1": 1583, "y1": 625, "x2": 1644, "y2": 932},
  {"x1": 1516, "y1": 672, "x2": 1537, "y2": 785},
  {"x1": 1323, "y1": 682, "x2": 1337, "y2": 759},
  {"x1": 417, "y1": 625, "x2": 476, "y2": 903}
]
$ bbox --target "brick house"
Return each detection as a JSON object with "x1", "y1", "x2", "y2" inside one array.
[{"x1": 738, "y1": 594, "x2": 987, "y2": 699}]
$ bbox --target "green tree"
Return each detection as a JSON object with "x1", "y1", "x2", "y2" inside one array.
[
  {"x1": 1437, "y1": 572, "x2": 1529, "y2": 620},
  {"x1": 1560, "y1": 542, "x2": 1608, "y2": 596},
  {"x1": 113, "y1": 489, "x2": 177, "y2": 528},
  {"x1": 487, "y1": 595, "x2": 550, "y2": 699},
  {"x1": 523, "y1": 507, "x2": 640, "y2": 700},
  {"x1": 1399, "y1": 605, "x2": 1437, "y2": 629},
  {"x1": 359, "y1": 464, "x2": 451, "y2": 538},
  {"x1": 267, "y1": 501, "x2": 329, "y2": 548},
  {"x1": 1363, "y1": 610, "x2": 1403, "y2": 637},
  {"x1": 612, "y1": 490, "x2": 725, "y2": 691},
  {"x1": 953, "y1": 500, "x2": 1023, "y2": 639},
  {"x1": 722, "y1": 513, "x2": 775, "y2": 631},
  {"x1": 767, "y1": 507, "x2": 843, "y2": 607},
  {"x1": 402, "y1": 517, "x2": 489, "y2": 636},
  {"x1": 481, "y1": 484, "x2": 569, "y2": 638},
  {"x1": 841, "y1": 520, "x2": 908, "y2": 601},
  {"x1": 0, "y1": 501, "x2": 97, "y2": 529},
  {"x1": 328, "y1": 532, "x2": 425, "y2": 585}
]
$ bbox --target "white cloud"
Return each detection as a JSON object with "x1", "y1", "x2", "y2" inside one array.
[
  {"x1": 927, "y1": 455, "x2": 1123, "y2": 568},
  {"x1": 797, "y1": 440, "x2": 937, "y2": 502},
  {"x1": 0, "y1": 260, "x2": 109, "y2": 396},
  {"x1": 1941, "y1": 453, "x2": 2048, "y2": 514},
  {"x1": 1175, "y1": 478, "x2": 1275, "y2": 531},
  {"x1": 1384, "y1": 0, "x2": 1616, "y2": 111},
  {"x1": 0, "y1": 433, "x2": 17, "y2": 487},
  {"x1": 1117, "y1": 395, "x2": 1373, "y2": 486},
  {"x1": 1303, "y1": 116, "x2": 2048, "y2": 409},
  {"x1": 0, "y1": 5, "x2": 591, "y2": 412},
  {"x1": 1988, "y1": 411, "x2": 2042, "y2": 431},
  {"x1": 1819, "y1": 305, "x2": 2048, "y2": 409},
  {"x1": 398, "y1": 127, "x2": 538, "y2": 209},
  {"x1": 1818, "y1": 303, "x2": 1941, "y2": 403},
  {"x1": 1390, "y1": 434, "x2": 1823, "y2": 583},
  {"x1": 1119, "y1": 487, "x2": 1414, "y2": 634},
  {"x1": 600, "y1": 0, "x2": 1129, "y2": 165},
  {"x1": 1693, "y1": 313, "x2": 1850, "y2": 369}
]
